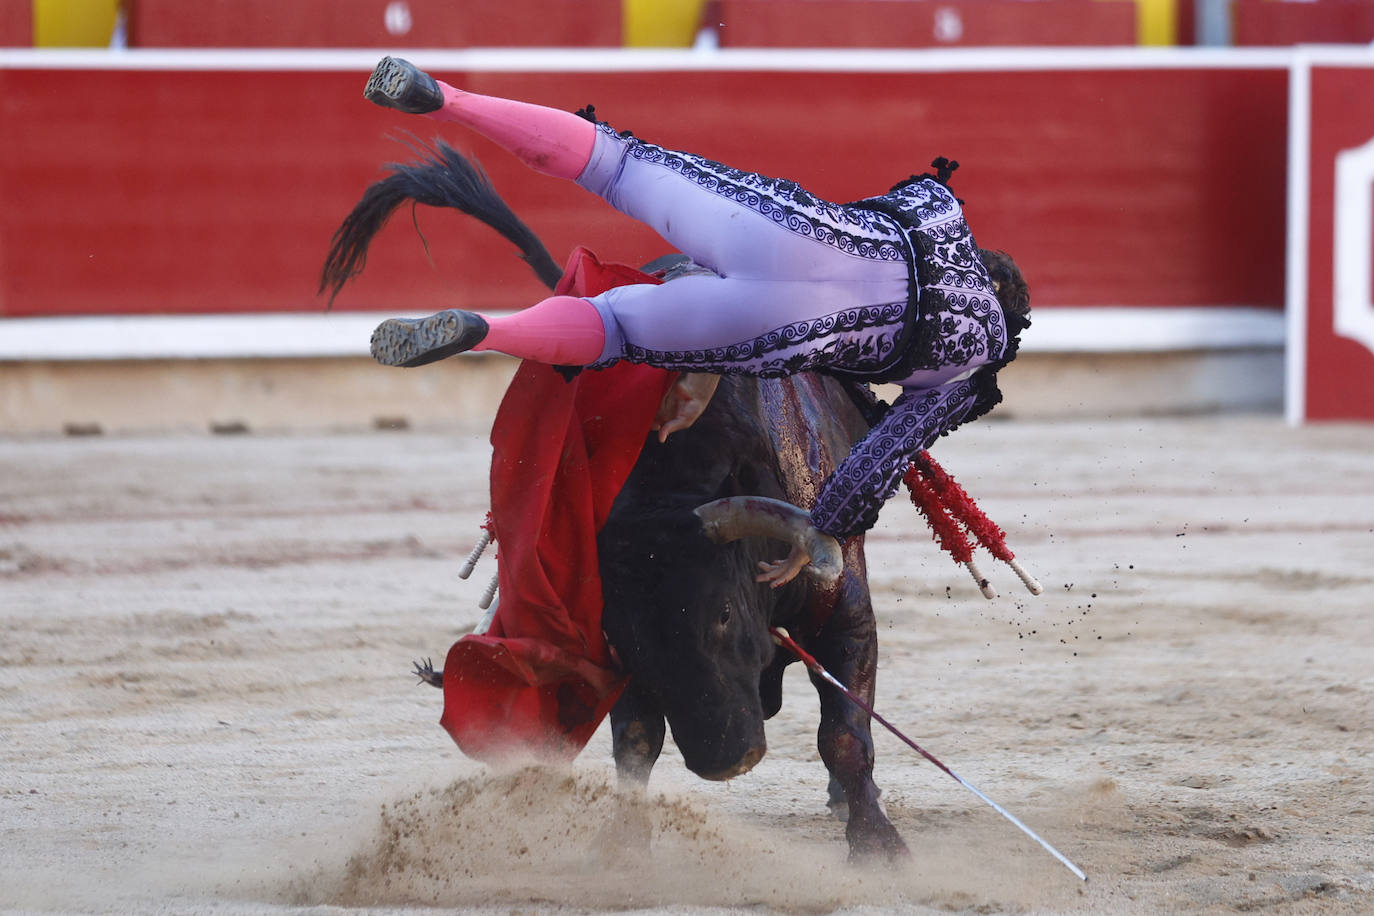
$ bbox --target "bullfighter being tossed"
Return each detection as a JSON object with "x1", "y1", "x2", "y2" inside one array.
[{"x1": 360, "y1": 56, "x2": 1030, "y2": 587}]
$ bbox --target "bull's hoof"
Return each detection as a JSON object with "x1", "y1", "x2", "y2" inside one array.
[
  {"x1": 846, "y1": 817, "x2": 910, "y2": 866},
  {"x1": 364, "y1": 56, "x2": 444, "y2": 114},
  {"x1": 370, "y1": 310, "x2": 489, "y2": 368},
  {"x1": 413, "y1": 658, "x2": 443, "y2": 688}
]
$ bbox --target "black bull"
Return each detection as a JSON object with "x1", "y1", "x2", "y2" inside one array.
[{"x1": 323, "y1": 141, "x2": 909, "y2": 860}]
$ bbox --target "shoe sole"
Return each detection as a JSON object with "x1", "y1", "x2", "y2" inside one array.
[
  {"x1": 363, "y1": 56, "x2": 408, "y2": 107},
  {"x1": 370, "y1": 310, "x2": 488, "y2": 368},
  {"x1": 363, "y1": 56, "x2": 441, "y2": 113}
]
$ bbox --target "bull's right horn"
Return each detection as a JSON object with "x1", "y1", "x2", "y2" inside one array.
[{"x1": 693, "y1": 496, "x2": 844, "y2": 585}]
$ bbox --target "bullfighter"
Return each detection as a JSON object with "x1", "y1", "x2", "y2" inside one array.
[{"x1": 361, "y1": 56, "x2": 1030, "y2": 586}]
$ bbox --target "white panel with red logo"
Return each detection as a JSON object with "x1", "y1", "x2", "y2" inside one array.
[{"x1": 1287, "y1": 48, "x2": 1374, "y2": 423}]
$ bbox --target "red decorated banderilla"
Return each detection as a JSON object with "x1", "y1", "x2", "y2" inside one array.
[{"x1": 904, "y1": 451, "x2": 1043, "y2": 599}]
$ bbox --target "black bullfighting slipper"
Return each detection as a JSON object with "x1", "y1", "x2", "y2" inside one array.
[
  {"x1": 370, "y1": 309, "x2": 490, "y2": 367},
  {"x1": 363, "y1": 56, "x2": 443, "y2": 114}
]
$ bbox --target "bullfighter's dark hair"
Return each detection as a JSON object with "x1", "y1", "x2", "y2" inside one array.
[
  {"x1": 319, "y1": 135, "x2": 563, "y2": 308},
  {"x1": 978, "y1": 248, "x2": 1030, "y2": 335}
]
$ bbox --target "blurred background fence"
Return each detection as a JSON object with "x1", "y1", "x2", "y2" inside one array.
[{"x1": 2, "y1": 0, "x2": 1373, "y2": 431}]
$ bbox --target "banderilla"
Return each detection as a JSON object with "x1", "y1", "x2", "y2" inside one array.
[{"x1": 769, "y1": 627, "x2": 1087, "y2": 882}]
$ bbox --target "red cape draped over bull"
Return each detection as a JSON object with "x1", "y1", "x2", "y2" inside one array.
[{"x1": 439, "y1": 248, "x2": 675, "y2": 761}]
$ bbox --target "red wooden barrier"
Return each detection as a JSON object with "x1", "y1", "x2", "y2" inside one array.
[
  {"x1": 0, "y1": 57, "x2": 1286, "y2": 318},
  {"x1": 0, "y1": 4, "x2": 31, "y2": 46},
  {"x1": 717, "y1": 0, "x2": 1137, "y2": 47},
  {"x1": 126, "y1": 0, "x2": 622, "y2": 48},
  {"x1": 1233, "y1": 0, "x2": 1374, "y2": 46}
]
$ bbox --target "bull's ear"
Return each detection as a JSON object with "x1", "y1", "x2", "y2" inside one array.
[{"x1": 693, "y1": 496, "x2": 843, "y2": 585}]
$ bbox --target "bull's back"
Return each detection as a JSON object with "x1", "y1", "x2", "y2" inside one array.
[
  {"x1": 751, "y1": 375, "x2": 871, "y2": 513},
  {"x1": 605, "y1": 372, "x2": 869, "y2": 526}
]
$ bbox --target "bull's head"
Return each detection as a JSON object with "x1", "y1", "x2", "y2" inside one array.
[{"x1": 599, "y1": 490, "x2": 841, "y2": 781}]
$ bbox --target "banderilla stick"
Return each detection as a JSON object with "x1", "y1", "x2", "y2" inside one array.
[
  {"x1": 459, "y1": 528, "x2": 492, "y2": 580},
  {"x1": 478, "y1": 571, "x2": 499, "y2": 610},
  {"x1": 769, "y1": 627, "x2": 1087, "y2": 882}
]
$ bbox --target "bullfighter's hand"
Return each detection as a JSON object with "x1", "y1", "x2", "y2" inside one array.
[
  {"x1": 756, "y1": 544, "x2": 810, "y2": 588},
  {"x1": 652, "y1": 373, "x2": 722, "y2": 443}
]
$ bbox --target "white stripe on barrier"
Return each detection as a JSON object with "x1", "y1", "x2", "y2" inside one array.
[
  {"x1": 0, "y1": 307, "x2": 1285, "y2": 361},
  {"x1": 1026, "y1": 307, "x2": 1285, "y2": 353},
  {"x1": 0, "y1": 312, "x2": 395, "y2": 360}
]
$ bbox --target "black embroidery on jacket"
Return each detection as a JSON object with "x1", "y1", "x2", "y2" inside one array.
[{"x1": 810, "y1": 376, "x2": 981, "y2": 538}]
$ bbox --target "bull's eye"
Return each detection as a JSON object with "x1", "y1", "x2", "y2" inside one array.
[{"x1": 719, "y1": 604, "x2": 731, "y2": 626}]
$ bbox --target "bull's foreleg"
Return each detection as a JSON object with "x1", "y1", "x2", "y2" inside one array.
[
  {"x1": 809, "y1": 583, "x2": 909, "y2": 863},
  {"x1": 599, "y1": 679, "x2": 665, "y2": 857},
  {"x1": 610, "y1": 678, "x2": 666, "y2": 786}
]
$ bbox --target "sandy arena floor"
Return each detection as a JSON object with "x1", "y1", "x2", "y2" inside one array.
[{"x1": 1, "y1": 416, "x2": 1371, "y2": 915}]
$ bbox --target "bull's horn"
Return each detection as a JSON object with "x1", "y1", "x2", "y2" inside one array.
[{"x1": 693, "y1": 496, "x2": 843, "y2": 585}]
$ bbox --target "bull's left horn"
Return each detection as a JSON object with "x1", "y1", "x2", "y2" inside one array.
[{"x1": 693, "y1": 496, "x2": 843, "y2": 585}]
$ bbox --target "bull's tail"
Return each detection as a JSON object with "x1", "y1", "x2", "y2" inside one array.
[{"x1": 319, "y1": 136, "x2": 564, "y2": 307}]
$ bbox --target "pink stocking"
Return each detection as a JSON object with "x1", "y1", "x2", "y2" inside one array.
[
  {"x1": 473, "y1": 295, "x2": 606, "y2": 365},
  {"x1": 427, "y1": 82, "x2": 596, "y2": 181}
]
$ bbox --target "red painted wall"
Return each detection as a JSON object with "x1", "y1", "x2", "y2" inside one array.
[
  {"x1": 1233, "y1": 0, "x2": 1374, "y2": 45},
  {"x1": 127, "y1": 0, "x2": 622, "y2": 48},
  {"x1": 718, "y1": 0, "x2": 1137, "y2": 47},
  {"x1": 0, "y1": 64, "x2": 1287, "y2": 318},
  {"x1": 0, "y1": 2, "x2": 31, "y2": 46}
]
